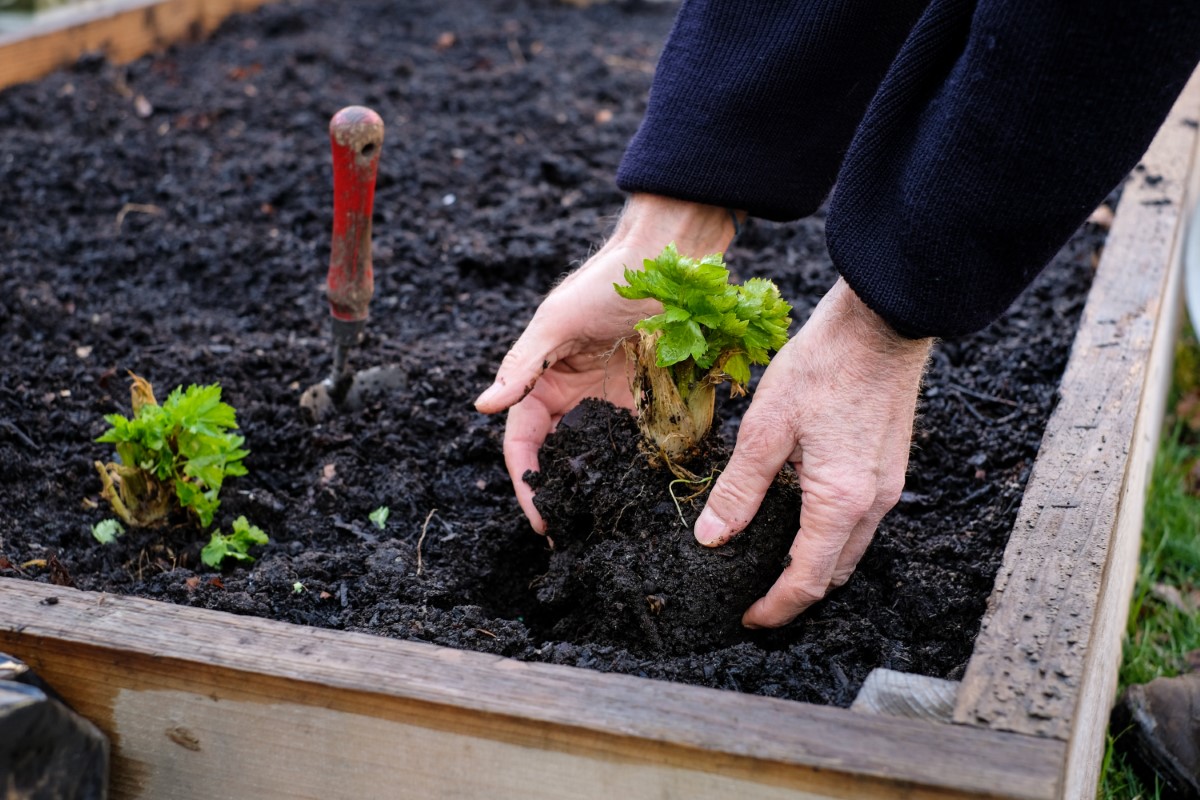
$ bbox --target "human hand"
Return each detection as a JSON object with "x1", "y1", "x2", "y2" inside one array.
[
  {"x1": 475, "y1": 194, "x2": 738, "y2": 532},
  {"x1": 693, "y1": 278, "x2": 933, "y2": 628}
]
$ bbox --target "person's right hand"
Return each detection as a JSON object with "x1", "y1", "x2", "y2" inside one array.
[{"x1": 474, "y1": 194, "x2": 738, "y2": 532}]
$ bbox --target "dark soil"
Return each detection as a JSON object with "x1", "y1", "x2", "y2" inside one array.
[
  {"x1": 530, "y1": 399, "x2": 801, "y2": 656},
  {"x1": 0, "y1": 0, "x2": 1106, "y2": 706}
]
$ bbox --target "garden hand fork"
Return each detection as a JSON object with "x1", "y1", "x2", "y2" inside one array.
[{"x1": 301, "y1": 106, "x2": 406, "y2": 420}]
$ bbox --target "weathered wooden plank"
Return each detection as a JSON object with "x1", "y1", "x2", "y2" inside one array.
[
  {"x1": 0, "y1": 578, "x2": 1062, "y2": 800},
  {"x1": 0, "y1": 0, "x2": 275, "y2": 92},
  {"x1": 953, "y1": 68, "x2": 1200, "y2": 765},
  {"x1": 1058, "y1": 81, "x2": 1200, "y2": 800}
]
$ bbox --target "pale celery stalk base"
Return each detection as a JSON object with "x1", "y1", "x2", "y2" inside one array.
[{"x1": 627, "y1": 330, "x2": 716, "y2": 464}]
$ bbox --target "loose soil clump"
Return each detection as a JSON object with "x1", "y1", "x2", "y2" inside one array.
[
  {"x1": 530, "y1": 399, "x2": 800, "y2": 656},
  {"x1": 0, "y1": 0, "x2": 1105, "y2": 707}
]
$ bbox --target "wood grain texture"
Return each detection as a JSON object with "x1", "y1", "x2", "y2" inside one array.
[
  {"x1": 953, "y1": 69, "x2": 1200, "y2": 760},
  {"x1": 1059, "y1": 76, "x2": 1200, "y2": 800},
  {"x1": 0, "y1": 0, "x2": 275, "y2": 91},
  {"x1": 0, "y1": 579, "x2": 1062, "y2": 800}
]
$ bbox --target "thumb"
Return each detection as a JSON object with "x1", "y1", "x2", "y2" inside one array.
[
  {"x1": 695, "y1": 420, "x2": 795, "y2": 547},
  {"x1": 475, "y1": 330, "x2": 553, "y2": 414}
]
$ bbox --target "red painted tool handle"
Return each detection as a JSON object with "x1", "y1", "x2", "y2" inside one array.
[{"x1": 327, "y1": 106, "x2": 384, "y2": 324}]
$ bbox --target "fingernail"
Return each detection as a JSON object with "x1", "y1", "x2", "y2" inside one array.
[
  {"x1": 474, "y1": 382, "x2": 501, "y2": 410},
  {"x1": 694, "y1": 507, "x2": 726, "y2": 546}
]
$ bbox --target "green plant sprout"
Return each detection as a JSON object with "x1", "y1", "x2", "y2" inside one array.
[
  {"x1": 201, "y1": 516, "x2": 268, "y2": 568},
  {"x1": 615, "y1": 243, "x2": 792, "y2": 463},
  {"x1": 94, "y1": 374, "x2": 249, "y2": 528},
  {"x1": 90, "y1": 519, "x2": 125, "y2": 545},
  {"x1": 369, "y1": 506, "x2": 390, "y2": 530},
  {"x1": 94, "y1": 374, "x2": 269, "y2": 569}
]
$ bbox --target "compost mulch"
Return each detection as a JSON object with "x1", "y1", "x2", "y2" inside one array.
[{"x1": 0, "y1": 0, "x2": 1106, "y2": 706}]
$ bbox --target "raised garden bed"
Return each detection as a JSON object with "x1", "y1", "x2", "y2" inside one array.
[
  {"x1": 0, "y1": 1, "x2": 1197, "y2": 797},
  {"x1": 0, "y1": 0, "x2": 273, "y2": 84}
]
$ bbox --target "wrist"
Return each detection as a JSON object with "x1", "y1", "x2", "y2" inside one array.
[
  {"x1": 827, "y1": 278, "x2": 934, "y2": 365},
  {"x1": 611, "y1": 194, "x2": 738, "y2": 258}
]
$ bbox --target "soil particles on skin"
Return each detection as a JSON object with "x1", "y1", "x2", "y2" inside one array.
[{"x1": 0, "y1": 0, "x2": 1106, "y2": 706}]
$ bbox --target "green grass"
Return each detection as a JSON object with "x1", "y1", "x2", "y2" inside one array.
[{"x1": 1099, "y1": 332, "x2": 1200, "y2": 799}]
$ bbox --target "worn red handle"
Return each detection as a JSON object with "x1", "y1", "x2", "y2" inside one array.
[{"x1": 327, "y1": 106, "x2": 384, "y2": 323}]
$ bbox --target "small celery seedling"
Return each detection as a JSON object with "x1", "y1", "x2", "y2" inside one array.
[
  {"x1": 91, "y1": 519, "x2": 125, "y2": 545},
  {"x1": 369, "y1": 506, "x2": 390, "y2": 530},
  {"x1": 615, "y1": 243, "x2": 792, "y2": 462},
  {"x1": 201, "y1": 516, "x2": 268, "y2": 568},
  {"x1": 95, "y1": 374, "x2": 249, "y2": 528}
]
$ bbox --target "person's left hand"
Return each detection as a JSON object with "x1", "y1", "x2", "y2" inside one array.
[{"x1": 692, "y1": 278, "x2": 933, "y2": 628}]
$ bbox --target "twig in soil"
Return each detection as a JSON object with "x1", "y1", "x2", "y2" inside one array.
[
  {"x1": 954, "y1": 484, "x2": 995, "y2": 508},
  {"x1": 115, "y1": 203, "x2": 164, "y2": 231},
  {"x1": 473, "y1": 628, "x2": 497, "y2": 639},
  {"x1": 0, "y1": 420, "x2": 37, "y2": 449},
  {"x1": 949, "y1": 385, "x2": 1027, "y2": 426},
  {"x1": 947, "y1": 382, "x2": 1019, "y2": 407},
  {"x1": 951, "y1": 391, "x2": 990, "y2": 425},
  {"x1": 993, "y1": 407, "x2": 1026, "y2": 425},
  {"x1": 668, "y1": 472, "x2": 715, "y2": 528},
  {"x1": 612, "y1": 499, "x2": 636, "y2": 534},
  {"x1": 416, "y1": 509, "x2": 437, "y2": 576}
]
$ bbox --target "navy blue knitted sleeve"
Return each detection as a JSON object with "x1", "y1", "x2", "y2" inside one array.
[
  {"x1": 827, "y1": 1, "x2": 1200, "y2": 338},
  {"x1": 617, "y1": 0, "x2": 1200, "y2": 338},
  {"x1": 615, "y1": 0, "x2": 930, "y2": 221}
]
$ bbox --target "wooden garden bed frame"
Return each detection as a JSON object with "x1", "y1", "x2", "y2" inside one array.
[
  {"x1": 2, "y1": 5, "x2": 1200, "y2": 798},
  {"x1": 0, "y1": 0, "x2": 272, "y2": 90}
]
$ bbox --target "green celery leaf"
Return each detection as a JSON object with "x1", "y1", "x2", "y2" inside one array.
[
  {"x1": 723, "y1": 352, "x2": 751, "y2": 386},
  {"x1": 369, "y1": 506, "x2": 390, "y2": 530},
  {"x1": 230, "y1": 516, "x2": 268, "y2": 548},
  {"x1": 91, "y1": 519, "x2": 125, "y2": 545},
  {"x1": 615, "y1": 244, "x2": 793, "y2": 399},
  {"x1": 656, "y1": 320, "x2": 706, "y2": 367},
  {"x1": 201, "y1": 532, "x2": 236, "y2": 568},
  {"x1": 201, "y1": 516, "x2": 268, "y2": 568}
]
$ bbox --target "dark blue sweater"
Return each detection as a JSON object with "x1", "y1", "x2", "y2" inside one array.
[{"x1": 616, "y1": 0, "x2": 1200, "y2": 338}]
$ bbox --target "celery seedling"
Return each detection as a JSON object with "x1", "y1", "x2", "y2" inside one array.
[
  {"x1": 201, "y1": 516, "x2": 268, "y2": 568},
  {"x1": 369, "y1": 506, "x2": 390, "y2": 530},
  {"x1": 91, "y1": 519, "x2": 125, "y2": 545},
  {"x1": 615, "y1": 243, "x2": 792, "y2": 462},
  {"x1": 94, "y1": 374, "x2": 249, "y2": 528}
]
